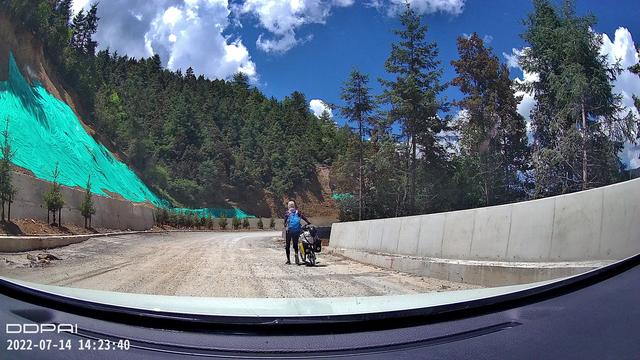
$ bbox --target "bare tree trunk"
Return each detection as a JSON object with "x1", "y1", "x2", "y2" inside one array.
[
  {"x1": 7, "y1": 200, "x2": 11, "y2": 222},
  {"x1": 401, "y1": 143, "x2": 410, "y2": 216},
  {"x1": 84, "y1": 217, "x2": 87, "y2": 229},
  {"x1": 484, "y1": 177, "x2": 489, "y2": 207},
  {"x1": 410, "y1": 136, "x2": 416, "y2": 215},
  {"x1": 358, "y1": 119, "x2": 363, "y2": 221},
  {"x1": 58, "y1": 208, "x2": 62, "y2": 227},
  {"x1": 1, "y1": 200, "x2": 4, "y2": 222},
  {"x1": 52, "y1": 210, "x2": 56, "y2": 225},
  {"x1": 582, "y1": 101, "x2": 588, "y2": 191},
  {"x1": 47, "y1": 210, "x2": 50, "y2": 225}
]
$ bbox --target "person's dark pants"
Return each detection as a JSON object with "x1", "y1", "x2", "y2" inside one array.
[{"x1": 285, "y1": 230, "x2": 301, "y2": 262}]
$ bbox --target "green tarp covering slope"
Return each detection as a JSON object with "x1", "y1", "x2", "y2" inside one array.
[
  {"x1": 331, "y1": 193, "x2": 354, "y2": 201},
  {"x1": 0, "y1": 52, "x2": 164, "y2": 206},
  {"x1": 0, "y1": 52, "x2": 253, "y2": 218},
  {"x1": 173, "y1": 208, "x2": 254, "y2": 219}
]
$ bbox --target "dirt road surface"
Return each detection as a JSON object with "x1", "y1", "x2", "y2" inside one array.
[{"x1": 0, "y1": 232, "x2": 476, "y2": 297}]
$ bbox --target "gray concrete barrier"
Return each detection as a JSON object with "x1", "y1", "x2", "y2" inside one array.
[
  {"x1": 10, "y1": 171, "x2": 155, "y2": 231},
  {"x1": 330, "y1": 178, "x2": 640, "y2": 262},
  {"x1": 0, "y1": 229, "x2": 284, "y2": 252},
  {"x1": 9, "y1": 171, "x2": 291, "y2": 232},
  {"x1": 328, "y1": 247, "x2": 610, "y2": 287},
  {"x1": 0, "y1": 230, "x2": 166, "y2": 252}
]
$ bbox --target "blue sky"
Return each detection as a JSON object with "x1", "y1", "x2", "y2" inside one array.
[
  {"x1": 73, "y1": 0, "x2": 639, "y2": 166},
  {"x1": 233, "y1": 0, "x2": 639, "y2": 118}
]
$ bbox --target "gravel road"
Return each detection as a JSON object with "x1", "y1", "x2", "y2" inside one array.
[{"x1": 0, "y1": 231, "x2": 476, "y2": 297}]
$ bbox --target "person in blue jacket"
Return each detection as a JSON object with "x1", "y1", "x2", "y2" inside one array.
[{"x1": 284, "y1": 200, "x2": 311, "y2": 265}]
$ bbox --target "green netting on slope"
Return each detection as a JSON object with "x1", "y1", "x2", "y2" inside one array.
[
  {"x1": 0, "y1": 52, "x2": 165, "y2": 206},
  {"x1": 173, "y1": 207, "x2": 255, "y2": 219},
  {"x1": 331, "y1": 193, "x2": 354, "y2": 201},
  {"x1": 0, "y1": 52, "x2": 255, "y2": 217}
]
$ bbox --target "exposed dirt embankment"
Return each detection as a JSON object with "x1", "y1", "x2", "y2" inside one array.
[
  {"x1": 234, "y1": 165, "x2": 339, "y2": 221},
  {"x1": 290, "y1": 165, "x2": 339, "y2": 224}
]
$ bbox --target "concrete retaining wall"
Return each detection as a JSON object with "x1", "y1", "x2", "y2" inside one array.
[
  {"x1": 9, "y1": 172, "x2": 288, "y2": 232},
  {"x1": 328, "y1": 247, "x2": 609, "y2": 287},
  {"x1": 0, "y1": 234, "x2": 96, "y2": 252},
  {"x1": 0, "y1": 231, "x2": 163, "y2": 252},
  {"x1": 9, "y1": 171, "x2": 155, "y2": 231},
  {"x1": 0, "y1": 229, "x2": 285, "y2": 252},
  {"x1": 330, "y1": 178, "x2": 640, "y2": 262}
]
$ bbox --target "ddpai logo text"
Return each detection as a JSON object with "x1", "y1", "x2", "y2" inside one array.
[{"x1": 6, "y1": 324, "x2": 78, "y2": 334}]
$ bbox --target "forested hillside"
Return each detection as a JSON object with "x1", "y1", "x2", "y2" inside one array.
[
  {"x1": 1, "y1": 1, "x2": 352, "y2": 216},
  {"x1": 90, "y1": 57, "x2": 349, "y2": 210},
  {"x1": 1, "y1": 0, "x2": 637, "y2": 221}
]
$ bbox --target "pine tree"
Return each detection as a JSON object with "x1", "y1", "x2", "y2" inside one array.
[
  {"x1": 155, "y1": 208, "x2": 169, "y2": 226},
  {"x1": 79, "y1": 175, "x2": 96, "y2": 228},
  {"x1": 242, "y1": 218, "x2": 250, "y2": 229},
  {"x1": 257, "y1": 218, "x2": 264, "y2": 229},
  {"x1": 0, "y1": 118, "x2": 16, "y2": 222},
  {"x1": 364, "y1": 138, "x2": 411, "y2": 219},
  {"x1": 232, "y1": 216, "x2": 241, "y2": 230},
  {"x1": 71, "y1": 4, "x2": 99, "y2": 55},
  {"x1": 44, "y1": 163, "x2": 65, "y2": 226},
  {"x1": 49, "y1": 0, "x2": 73, "y2": 58},
  {"x1": 631, "y1": 52, "x2": 640, "y2": 147},
  {"x1": 232, "y1": 72, "x2": 250, "y2": 88},
  {"x1": 167, "y1": 210, "x2": 177, "y2": 227},
  {"x1": 340, "y1": 69, "x2": 376, "y2": 220},
  {"x1": 379, "y1": 4, "x2": 448, "y2": 214},
  {"x1": 269, "y1": 217, "x2": 275, "y2": 229},
  {"x1": 451, "y1": 33, "x2": 529, "y2": 206},
  {"x1": 520, "y1": 0, "x2": 634, "y2": 196},
  {"x1": 218, "y1": 215, "x2": 228, "y2": 230}
]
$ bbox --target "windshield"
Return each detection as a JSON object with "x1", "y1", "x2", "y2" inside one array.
[{"x1": 0, "y1": 0, "x2": 638, "y2": 319}]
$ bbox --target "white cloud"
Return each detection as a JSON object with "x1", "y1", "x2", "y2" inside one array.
[
  {"x1": 147, "y1": 0, "x2": 257, "y2": 80},
  {"x1": 600, "y1": 28, "x2": 640, "y2": 117},
  {"x1": 131, "y1": 11, "x2": 144, "y2": 21},
  {"x1": 374, "y1": 0, "x2": 465, "y2": 16},
  {"x1": 237, "y1": 0, "x2": 347, "y2": 53},
  {"x1": 442, "y1": 109, "x2": 466, "y2": 154},
  {"x1": 72, "y1": 0, "x2": 90, "y2": 14},
  {"x1": 82, "y1": 0, "x2": 256, "y2": 81},
  {"x1": 333, "y1": 0, "x2": 355, "y2": 6},
  {"x1": 237, "y1": 0, "x2": 463, "y2": 54},
  {"x1": 502, "y1": 48, "x2": 520, "y2": 69},
  {"x1": 507, "y1": 27, "x2": 640, "y2": 168},
  {"x1": 80, "y1": 0, "x2": 465, "y2": 69},
  {"x1": 256, "y1": 31, "x2": 313, "y2": 53},
  {"x1": 462, "y1": 33, "x2": 493, "y2": 44},
  {"x1": 162, "y1": 6, "x2": 183, "y2": 27},
  {"x1": 601, "y1": 28, "x2": 640, "y2": 169},
  {"x1": 621, "y1": 142, "x2": 640, "y2": 169},
  {"x1": 503, "y1": 48, "x2": 537, "y2": 130},
  {"x1": 309, "y1": 99, "x2": 332, "y2": 118}
]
